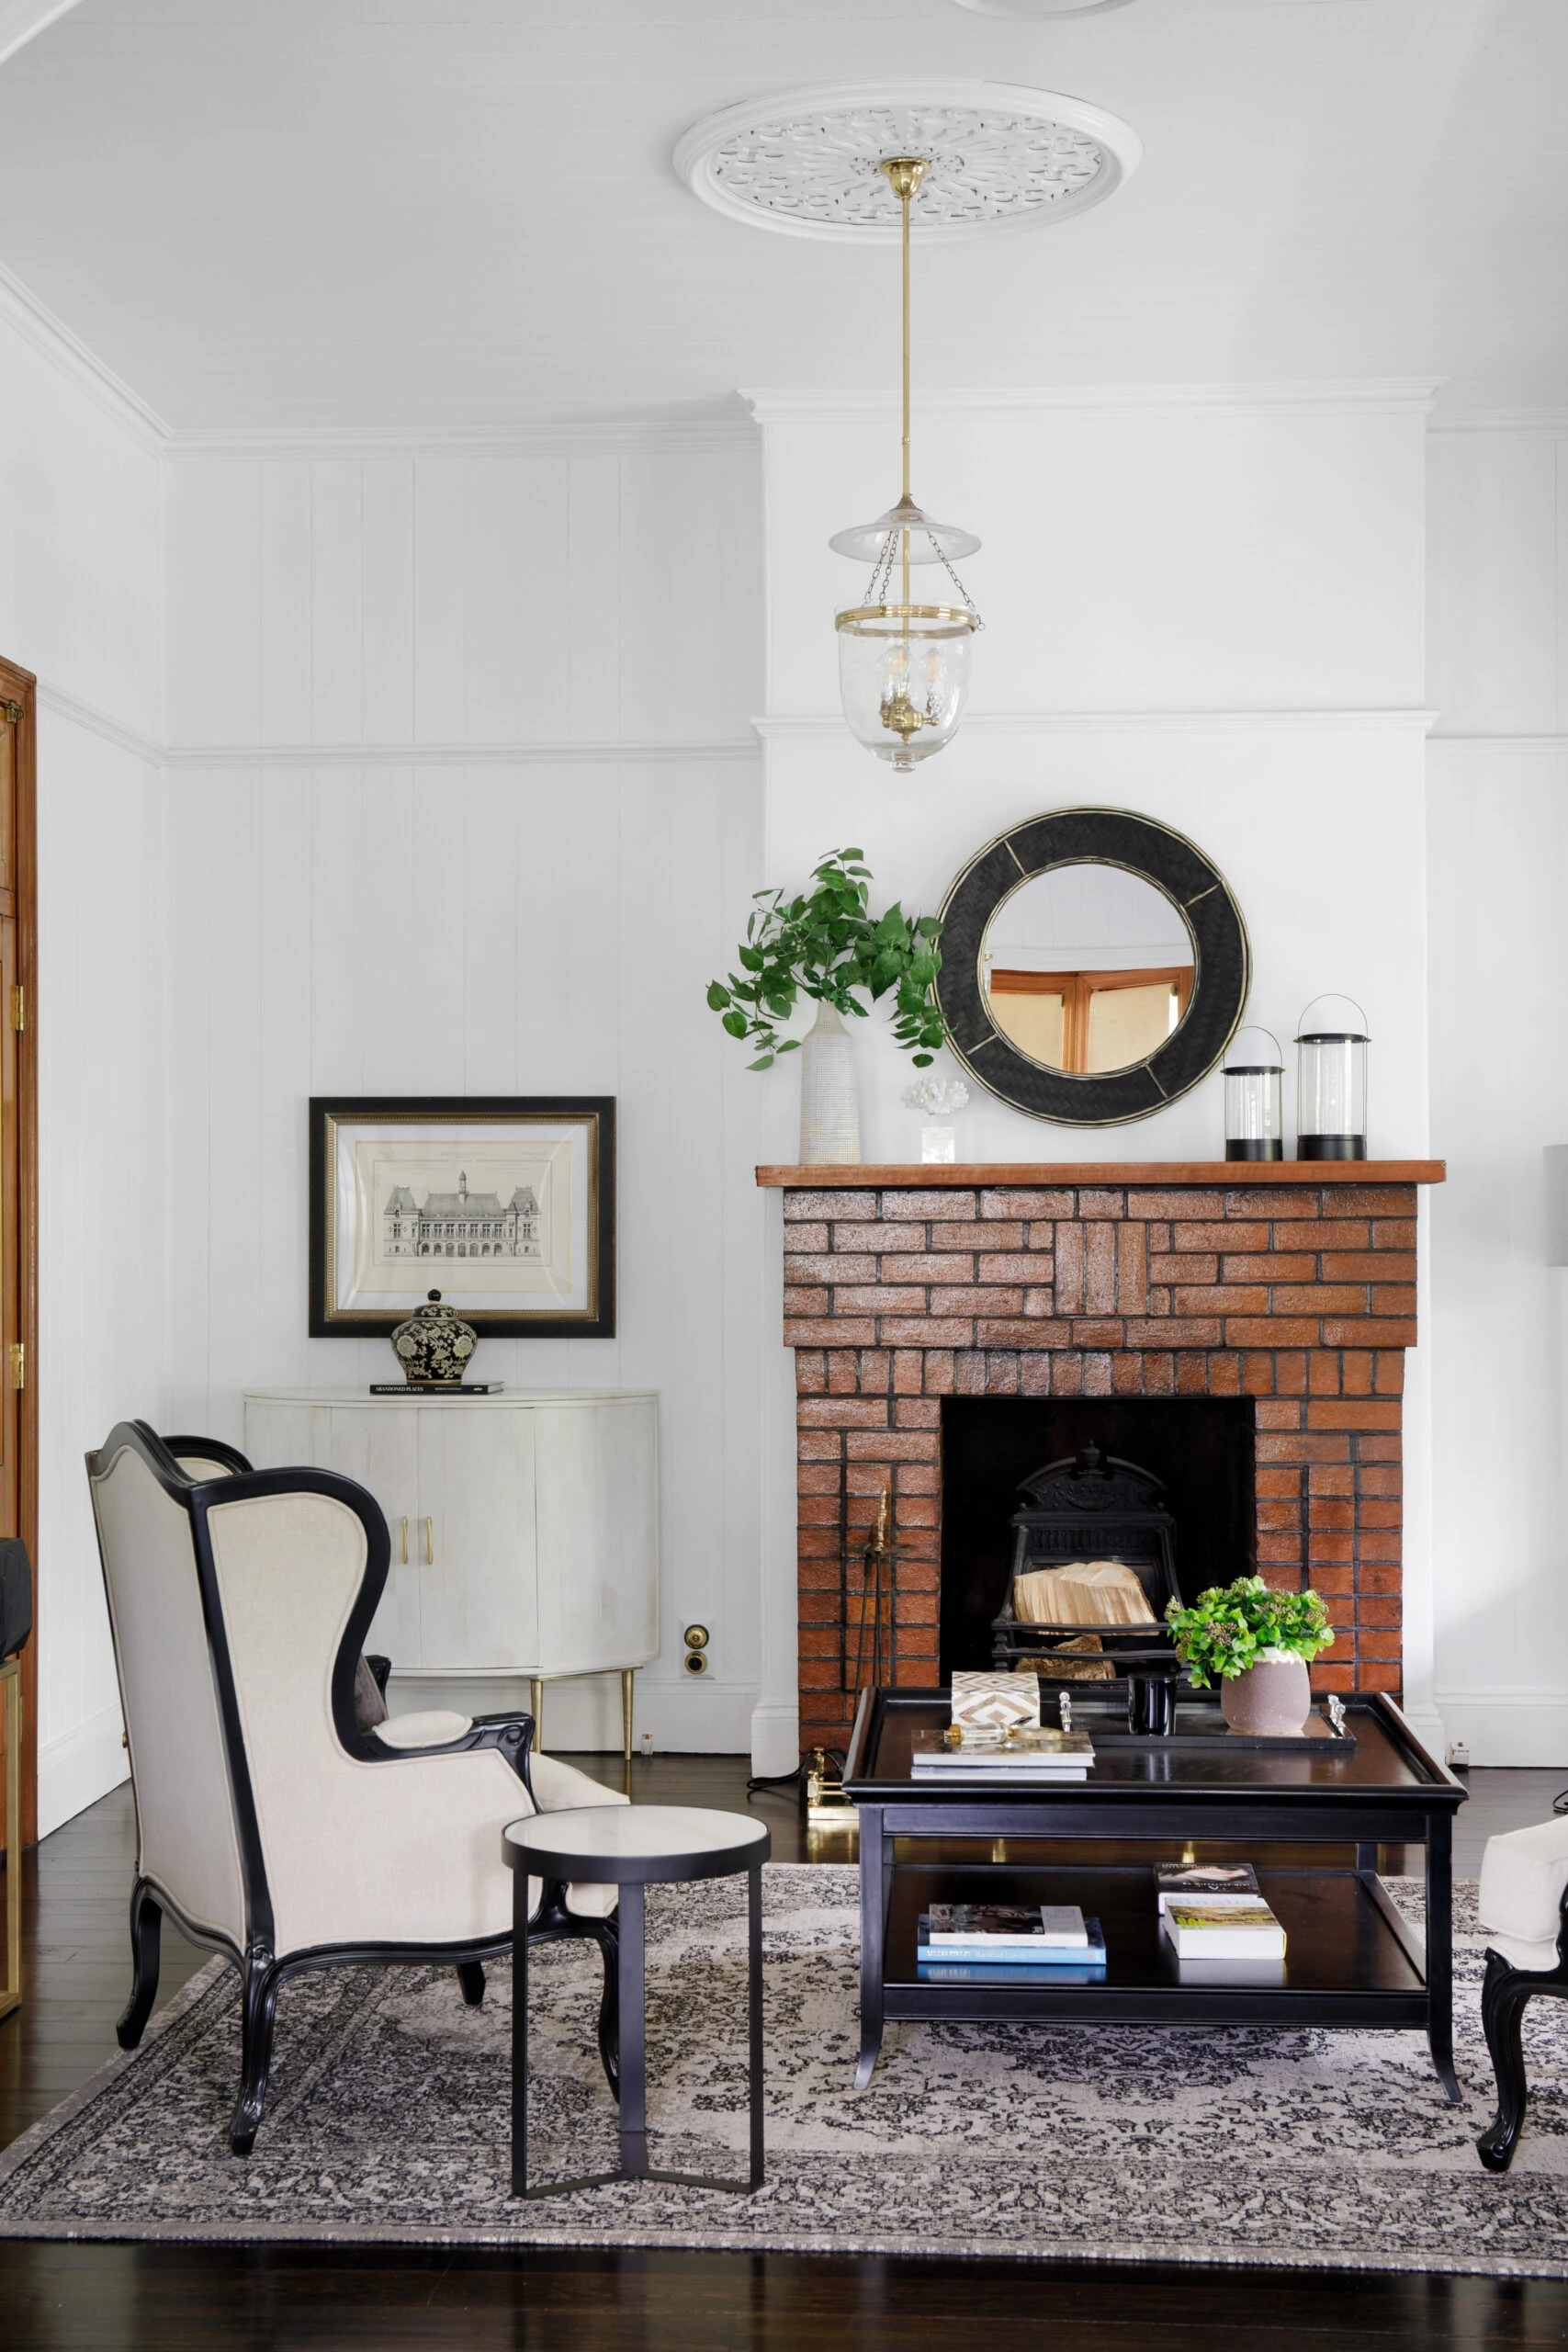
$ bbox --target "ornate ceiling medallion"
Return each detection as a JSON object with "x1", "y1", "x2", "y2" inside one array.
[{"x1": 673, "y1": 81, "x2": 1141, "y2": 244}]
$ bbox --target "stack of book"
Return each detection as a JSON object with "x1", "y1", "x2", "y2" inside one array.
[
  {"x1": 910, "y1": 1727, "x2": 1096, "y2": 1783},
  {"x1": 1155, "y1": 1862, "x2": 1287, "y2": 1981},
  {"x1": 916, "y1": 1903, "x2": 1108, "y2": 1984}
]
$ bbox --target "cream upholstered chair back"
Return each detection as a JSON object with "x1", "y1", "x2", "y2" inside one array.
[
  {"x1": 87, "y1": 1427, "x2": 247, "y2": 1951},
  {"x1": 199, "y1": 1476, "x2": 536, "y2": 1952}
]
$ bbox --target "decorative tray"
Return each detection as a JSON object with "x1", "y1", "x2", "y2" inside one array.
[{"x1": 1051, "y1": 1703, "x2": 1356, "y2": 1756}]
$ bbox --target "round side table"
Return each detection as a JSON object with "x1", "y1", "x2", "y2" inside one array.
[{"x1": 502, "y1": 1804, "x2": 770, "y2": 2199}]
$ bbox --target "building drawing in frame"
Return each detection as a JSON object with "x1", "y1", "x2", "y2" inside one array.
[
  {"x1": 309, "y1": 1095, "x2": 615, "y2": 1339},
  {"x1": 382, "y1": 1172, "x2": 543, "y2": 1262}
]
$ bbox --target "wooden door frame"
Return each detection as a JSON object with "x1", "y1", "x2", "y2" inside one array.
[{"x1": 0, "y1": 658, "x2": 39, "y2": 1848}]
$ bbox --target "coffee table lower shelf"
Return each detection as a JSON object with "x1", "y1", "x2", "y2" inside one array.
[{"x1": 879, "y1": 1863, "x2": 1428, "y2": 2039}]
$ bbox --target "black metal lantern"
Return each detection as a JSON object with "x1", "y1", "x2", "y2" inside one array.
[
  {"x1": 1223, "y1": 1025, "x2": 1284, "y2": 1161},
  {"x1": 1295, "y1": 994, "x2": 1369, "y2": 1161}
]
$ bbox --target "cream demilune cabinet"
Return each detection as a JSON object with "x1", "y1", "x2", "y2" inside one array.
[{"x1": 242, "y1": 1392, "x2": 659, "y2": 1744}]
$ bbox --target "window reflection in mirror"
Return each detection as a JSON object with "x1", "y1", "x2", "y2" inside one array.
[{"x1": 981, "y1": 864, "x2": 1194, "y2": 1076}]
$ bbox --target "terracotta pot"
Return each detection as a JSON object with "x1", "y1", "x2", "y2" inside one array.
[{"x1": 1220, "y1": 1655, "x2": 1313, "y2": 1737}]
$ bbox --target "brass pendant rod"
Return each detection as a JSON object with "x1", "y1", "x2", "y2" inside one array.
[
  {"x1": 900, "y1": 181, "x2": 911, "y2": 609},
  {"x1": 877, "y1": 156, "x2": 929, "y2": 616}
]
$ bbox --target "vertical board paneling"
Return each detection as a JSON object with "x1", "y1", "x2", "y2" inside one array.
[
  {"x1": 413, "y1": 461, "x2": 466, "y2": 741},
  {"x1": 567, "y1": 457, "x2": 620, "y2": 740},
  {"x1": 162, "y1": 436, "x2": 766, "y2": 1754},
  {"x1": 165, "y1": 461, "x2": 261, "y2": 746},
  {"x1": 310, "y1": 461, "x2": 365, "y2": 744},
  {"x1": 260, "y1": 464, "x2": 312, "y2": 746},
  {"x1": 363, "y1": 460, "x2": 415, "y2": 743}
]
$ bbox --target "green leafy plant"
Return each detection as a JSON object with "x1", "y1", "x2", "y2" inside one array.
[
  {"x1": 706, "y1": 847, "x2": 948, "y2": 1071},
  {"x1": 1164, "y1": 1575, "x2": 1334, "y2": 1688}
]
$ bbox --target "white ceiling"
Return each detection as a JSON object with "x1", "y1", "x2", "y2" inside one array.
[{"x1": 0, "y1": 0, "x2": 1562, "y2": 429}]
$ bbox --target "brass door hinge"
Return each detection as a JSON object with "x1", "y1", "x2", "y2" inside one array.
[
  {"x1": 1, "y1": 701, "x2": 21, "y2": 727},
  {"x1": 10, "y1": 986, "x2": 22, "y2": 1034},
  {"x1": 8, "y1": 1342, "x2": 23, "y2": 1392}
]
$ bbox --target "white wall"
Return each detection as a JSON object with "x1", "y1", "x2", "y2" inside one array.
[
  {"x1": 1427, "y1": 419, "x2": 1568, "y2": 1761},
  {"x1": 160, "y1": 436, "x2": 768, "y2": 1753},
  {"x1": 0, "y1": 270, "x2": 166, "y2": 1831},
  {"x1": 749, "y1": 386, "x2": 1440, "y2": 1766}
]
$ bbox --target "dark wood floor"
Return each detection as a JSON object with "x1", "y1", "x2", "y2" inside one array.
[{"x1": 4, "y1": 1753, "x2": 1568, "y2": 2349}]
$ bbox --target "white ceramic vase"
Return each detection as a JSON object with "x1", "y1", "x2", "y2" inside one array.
[
  {"x1": 1220, "y1": 1654, "x2": 1313, "y2": 1737},
  {"x1": 798, "y1": 1000, "x2": 862, "y2": 1165}
]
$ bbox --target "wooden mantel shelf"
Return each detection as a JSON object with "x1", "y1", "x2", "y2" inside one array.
[{"x1": 755, "y1": 1160, "x2": 1445, "y2": 1188}]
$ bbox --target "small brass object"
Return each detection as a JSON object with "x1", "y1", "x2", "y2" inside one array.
[
  {"x1": 943, "y1": 1723, "x2": 964, "y2": 1749},
  {"x1": 682, "y1": 1623, "x2": 709, "y2": 1651}
]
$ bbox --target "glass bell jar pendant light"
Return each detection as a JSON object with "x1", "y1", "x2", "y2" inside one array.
[
  {"x1": 1223, "y1": 1027, "x2": 1285, "y2": 1161},
  {"x1": 831, "y1": 158, "x2": 982, "y2": 772},
  {"x1": 1295, "y1": 995, "x2": 1370, "y2": 1160}
]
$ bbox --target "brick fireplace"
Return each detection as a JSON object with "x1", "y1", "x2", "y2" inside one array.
[{"x1": 757, "y1": 1160, "x2": 1444, "y2": 1756}]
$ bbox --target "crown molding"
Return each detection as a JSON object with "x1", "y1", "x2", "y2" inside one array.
[
  {"x1": 1427, "y1": 732, "x2": 1568, "y2": 752},
  {"x1": 37, "y1": 679, "x2": 162, "y2": 767},
  {"x1": 754, "y1": 708, "x2": 1438, "y2": 740},
  {"x1": 0, "y1": 259, "x2": 168, "y2": 455},
  {"x1": 163, "y1": 409, "x2": 759, "y2": 464},
  {"x1": 743, "y1": 380, "x2": 1446, "y2": 424},
  {"x1": 0, "y1": 0, "x2": 85, "y2": 73}
]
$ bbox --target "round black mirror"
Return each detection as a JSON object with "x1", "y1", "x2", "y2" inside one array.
[{"x1": 935, "y1": 808, "x2": 1249, "y2": 1125}]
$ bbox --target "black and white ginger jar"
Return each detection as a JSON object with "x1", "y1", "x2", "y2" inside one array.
[{"x1": 389, "y1": 1290, "x2": 478, "y2": 1387}]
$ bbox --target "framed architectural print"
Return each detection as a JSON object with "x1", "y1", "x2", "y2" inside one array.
[{"x1": 309, "y1": 1096, "x2": 615, "y2": 1339}]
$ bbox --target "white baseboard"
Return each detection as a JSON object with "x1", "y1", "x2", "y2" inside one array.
[
  {"x1": 750, "y1": 1702, "x2": 800, "y2": 1779},
  {"x1": 38, "y1": 1702, "x2": 129, "y2": 1839},
  {"x1": 1433, "y1": 1692, "x2": 1568, "y2": 1768},
  {"x1": 387, "y1": 1671, "x2": 760, "y2": 1756}
]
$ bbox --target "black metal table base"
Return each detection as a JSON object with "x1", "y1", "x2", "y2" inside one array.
[{"x1": 513, "y1": 1870, "x2": 765, "y2": 2199}]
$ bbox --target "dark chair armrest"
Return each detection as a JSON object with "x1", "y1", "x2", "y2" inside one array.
[{"x1": 348, "y1": 1713, "x2": 536, "y2": 1806}]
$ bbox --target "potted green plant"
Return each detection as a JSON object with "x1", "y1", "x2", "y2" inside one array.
[
  {"x1": 1164, "y1": 1575, "x2": 1335, "y2": 1737},
  {"x1": 705, "y1": 848, "x2": 949, "y2": 1164}
]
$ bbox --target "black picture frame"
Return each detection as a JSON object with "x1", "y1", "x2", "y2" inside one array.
[
  {"x1": 933, "y1": 808, "x2": 1250, "y2": 1127},
  {"x1": 308, "y1": 1096, "x2": 615, "y2": 1339}
]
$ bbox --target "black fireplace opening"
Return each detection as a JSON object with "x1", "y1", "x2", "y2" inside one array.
[{"x1": 938, "y1": 1396, "x2": 1257, "y2": 1680}]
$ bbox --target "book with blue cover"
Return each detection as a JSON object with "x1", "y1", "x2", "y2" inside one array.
[
  {"x1": 917, "y1": 1911, "x2": 1107, "y2": 1968},
  {"x1": 918, "y1": 1918, "x2": 1107, "y2": 1981}
]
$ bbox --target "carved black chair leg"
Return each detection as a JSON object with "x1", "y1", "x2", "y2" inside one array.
[
  {"x1": 456, "y1": 1961, "x2": 486, "y2": 2007},
  {"x1": 231, "y1": 1951, "x2": 283, "y2": 2157},
  {"x1": 116, "y1": 1878, "x2": 164, "y2": 2051},
  {"x1": 1478, "y1": 1953, "x2": 1534, "y2": 2173},
  {"x1": 594, "y1": 1918, "x2": 620, "y2": 2102}
]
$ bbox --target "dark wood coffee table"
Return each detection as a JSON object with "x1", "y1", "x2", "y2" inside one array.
[{"x1": 843, "y1": 1688, "x2": 1467, "y2": 2097}]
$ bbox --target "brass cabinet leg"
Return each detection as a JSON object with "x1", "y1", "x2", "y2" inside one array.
[
  {"x1": 622, "y1": 1668, "x2": 634, "y2": 1763},
  {"x1": 530, "y1": 1677, "x2": 544, "y2": 1755}
]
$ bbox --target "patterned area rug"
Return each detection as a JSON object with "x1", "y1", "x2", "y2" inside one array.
[{"x1": 1, "y1": 1864, "x2": 1565, "y2": 2268}]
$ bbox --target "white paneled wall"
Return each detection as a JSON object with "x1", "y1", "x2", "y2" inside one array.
[
  {"x1": 162, "y1": 439, "x2": 768, "y2": 1752},
  {"x1": 35, "y1": 713, "x2": 164, "y2": 1826},
  {"x1": 0, "y1": 280, "x2": 167, "y2": 1833},
  {"x1": 1427, "y1": 415, "x2": 1568, "y2": 1760},
  {"x1": 164, "y1": 441, "x2": 761, "y2": 752}
]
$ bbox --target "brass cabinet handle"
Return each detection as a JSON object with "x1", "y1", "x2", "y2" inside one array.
[
  {"x1": 425, "y1": 1516, "x2": 434, "y2": 1565},
  {"x1": 400, "y1": 1516, "x2": 408, "y2": 1564}
]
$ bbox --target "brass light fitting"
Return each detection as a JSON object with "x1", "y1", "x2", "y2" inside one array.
[{"x1": 830, "y1": 153, "x2": 982, "y2": 773}]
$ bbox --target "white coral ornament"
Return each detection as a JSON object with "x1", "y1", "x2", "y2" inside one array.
[{"x1": 901, "y1": 1075, "x2": 969, "y2": 1116}]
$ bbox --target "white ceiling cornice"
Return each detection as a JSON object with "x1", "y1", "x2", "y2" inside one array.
[
  {"x1": 744, "y1": 381, "x2": 1446, "y2": 424},
  {"x1": 0, "y1": 257, "x2": 168, "y2": 454},
  {"x1": 0, "y1": 0, "x2": 82, "y2": 73},
  {"x1": 162, "y1": 410, "x2": 761, "y2": 464}
]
